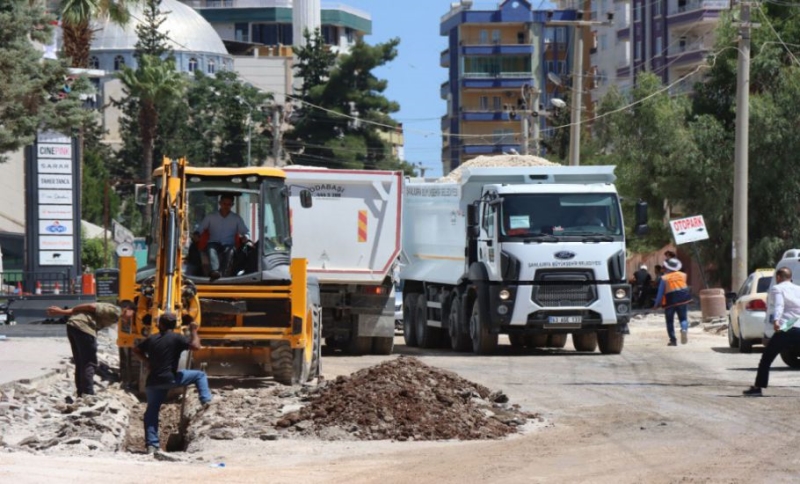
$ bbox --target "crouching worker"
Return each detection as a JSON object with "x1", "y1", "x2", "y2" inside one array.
[{"x1": 132, "y1": 312, "x2": 212, "y2": 454}]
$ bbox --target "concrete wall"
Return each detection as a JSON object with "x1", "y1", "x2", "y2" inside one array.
[
  {"x1": 0, "y1": 149, "x2": 27, "y2": 234},
  {"x1": 233, "y1": 55, "x2": 293, "y2": 104}
]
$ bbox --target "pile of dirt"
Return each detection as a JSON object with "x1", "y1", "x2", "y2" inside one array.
[
  {"x1": 439, "y1": 154, "x2": 559, "y2": 183},
  {"x1": 275, "y1": 356, "x2": 538, "y2": 441}
]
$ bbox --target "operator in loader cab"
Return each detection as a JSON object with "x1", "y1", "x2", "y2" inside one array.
[{"x1": 193, "y1": 193, "x2": 250, "y2": 281}]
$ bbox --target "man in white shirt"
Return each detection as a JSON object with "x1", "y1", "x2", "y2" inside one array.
[
  {"x1": 743, "y1": 266, "x2": 800, "y2": 396},
  {"x1": 194, "y1": 194, "x2": 250, "y2": 281}
]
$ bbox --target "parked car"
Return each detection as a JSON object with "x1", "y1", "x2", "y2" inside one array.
[{"x1": 728, "y1": 268, "x2": 774, "y2": 353}]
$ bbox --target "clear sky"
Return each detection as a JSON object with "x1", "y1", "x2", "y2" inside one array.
[{"x1": 340, "y1": 0, "x2": 456, "y2": 178}]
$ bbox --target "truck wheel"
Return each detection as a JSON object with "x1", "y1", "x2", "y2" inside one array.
[
  {"x1": 597, "y1": 331, "x2": 624, "y2": 354},
  {"x1": 270, "y1": 341, "x2": 295, "y2": 385},
  {"x1": 415, "y1": 294, "x2": 437, "y2": 348},
  {"x1": 780, "y1": 349, "x2": 800, "y2": 368},
  {"x1": 348, "y1": 336, "x2": 372, "y2": 355},
  {"x1": 573, "y1": 332, "x2": 598, "y2": 352},
  {"x1": 448, "y1": 295, "x2": 471, "y2": 352},
  {"x1": 548, "y1": 334, "x2": 568, "y2": 348},
  {"x1": 470, "y1": 299, "x2": 498, "y2": 355},
  {"x1": 403, "y1": 293, "x2": 418, "y2": 347},
  {"x1": 372, "y1": 336, "x2": 394, "y2": 355},
  {"x1": 524, "y1": 334, "x2": 548, "y2": 348},
  {"x1": 727, "y1": 317, "x2": 740, "y2": 348},
  {"x1": 508, "y1": 334, "x2": 526, "y2": 348}
]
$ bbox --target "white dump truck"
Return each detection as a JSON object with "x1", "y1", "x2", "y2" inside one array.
[
  {"x1": 400, "y1": 165, "x2": 647, "y2": 355},
  {"x1": 284, "y1": 167, "x2": 402, "y2": 355}
]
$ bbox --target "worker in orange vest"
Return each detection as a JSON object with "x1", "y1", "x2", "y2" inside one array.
[{"x1": 653, "y1": 258, "x2": 692, "y2": 346}]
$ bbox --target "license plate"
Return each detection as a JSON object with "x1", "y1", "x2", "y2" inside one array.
[{"x1": 548, "y1": 316, "x2": 582, "y2": 324}]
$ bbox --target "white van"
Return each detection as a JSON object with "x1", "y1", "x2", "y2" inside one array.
[{"x1": 764, "y1": 249, "x2": 800, "y2": 367}]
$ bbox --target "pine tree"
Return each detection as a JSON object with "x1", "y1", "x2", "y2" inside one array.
[
  {"x1": 134, "y1": 0, "x2": 173, "y2": 61},
  {"x1": 0, "y1": 0, "x2": 92, "y2": 161}
]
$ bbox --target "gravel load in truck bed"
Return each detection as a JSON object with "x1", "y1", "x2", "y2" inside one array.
[{"x1": 438, "y1": 154, "x2": 559, "y2": 183}]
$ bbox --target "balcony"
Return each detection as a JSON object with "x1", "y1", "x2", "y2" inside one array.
[
  {"x1": 441, "y1": 81, "x2": 450, "y2": 100},
  {"x1": 458, "y1": 41, "x2": 535, "y2": 56},
  {"x1": 668, "y1": 0, "x2": 728, "y2": 15},
  {"x1": 461, "y1": 109, "x2": 516, "y2": 122},
  {"x1": 461, "y1": 73, "x2": 535, "y2": 90},
  {"x1": 462, "y1": 137, "x2": 523, "y2": 156},
  {"x1": 441, "y1": 49, "x2": 450, "y2": 68},
  {"x1": 667, "y1": 39, "x2": 711, "y2": 56}
]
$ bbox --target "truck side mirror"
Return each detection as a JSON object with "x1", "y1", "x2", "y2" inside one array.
[
  {"x1": 467, "y1": 203, "x2": 479, "y2": 227},
  {"x1": 635, "y1": 200, "x2": 649, "y2": 236},
  {"x1": 299, "y1": 189, "x2": 312, "y2": 208}
]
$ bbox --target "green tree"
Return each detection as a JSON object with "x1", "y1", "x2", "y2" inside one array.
[
  {"x1": 287, "y1": 37, "x2": 404, "y2": 169},
  {"x1": 293, "y1": 28, "x2": 336, "y2": 101},
  {"x1": 0, "y1": 0, "x2": 93, "y2": 161},
  {"x1": 116, "y1": 55, "x2": 186, "y2": 225},
  {"x1": 81, "y1": 229, "x2": 112, "y2": 270},
  {"x1": 133, "y1": 0, "x2": 171, "y2": 61}
]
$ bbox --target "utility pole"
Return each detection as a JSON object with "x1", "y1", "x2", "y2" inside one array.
[
  {"x1": 731, "y1": 2, "x2": 757, "y2": 290},
  {"x1": 547, "y1": 10, "x2": 612, "y2": 166},
  {"x1": 270, "y1": 106, "x2": 283, "y2": 167}
]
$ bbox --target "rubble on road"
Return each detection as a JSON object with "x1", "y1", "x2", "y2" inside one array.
[{"x1": 272, "y1": 356, "x2": 538, "y2": 441}]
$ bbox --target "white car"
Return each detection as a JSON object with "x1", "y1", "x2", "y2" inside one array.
[{"x1": 728, "y1": 268, "x2": 773, "y2": 353}]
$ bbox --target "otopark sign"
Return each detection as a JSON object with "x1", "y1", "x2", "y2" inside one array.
[{"x1": 24, "y1": 131, "x2": 82, "y2": 291}]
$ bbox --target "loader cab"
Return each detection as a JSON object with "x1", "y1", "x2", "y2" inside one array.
[{"x1": 143, "y1": 167, "x2": 307, "y2": 284}]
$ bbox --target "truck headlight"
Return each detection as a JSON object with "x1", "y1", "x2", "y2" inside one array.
[
  {"x1": 499, "y1": 289, "x2": 511, "y2": 300},
  {"x1": 615, "y1": 288, "x2": 627, "y2": 299}
]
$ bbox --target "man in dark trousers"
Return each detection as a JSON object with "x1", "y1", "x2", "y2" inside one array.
[
  {"x1": 46, "y1": 302, "x2": 129, "y2": 398},
  {"x1": 743, "y1": 267, "x2": 800, "y2": 396},
  {"x1": 633, "y1": 264, "x2": 652, "y2": 309},
  {"x1": 133, "y1": 312, "x2": 212, "y2": 454}
]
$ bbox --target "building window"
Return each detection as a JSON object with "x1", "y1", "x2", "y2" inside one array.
[
  {"x1": 493, "y1": 96, "x2": 502, "y2": 111},
  {"x1": 207, "y1": 59, "x2": 216, "y2": 74},
  {"x1": 113, "y1": 55, "x2": 125, "y2": 71},
  {"x1": 345, "y1": 27, "x2": 355, "y2": 43},
  {"x1": 89, "y1": 56, "x2": 99, "y2": 69},
  {"x1": 479, "y1": 96, "x2": 489, "y2": 111},
  {"x1": 635, "y1": 41, "x2": 642, "y2": 60},
  {"x1": 479, "y1": 29, "x2": 488, "y2": 44},
  {"x1": 188, "y1": 58, "x2": 198, "y2": 72},
  {"x1": 493, "y1": 129, "x2": 514, "y2": 144},
  {"x1": 235, "y1": 23, "x2": 249, "y2": 42},
  {"x1": 634, "y1": 1, "x2": 641, "y2": 21},
  {"x1": 252, "y1": 23, "x2": 293, "y2": 46},
  {"x1": 599, "y1": 34, "x2": 608, "y2": 51},
  {"x1": 555, "y1": 28, "x2": 566, "y2": 43},
  {"x1": 491, "y1": 29, "x2": 501, "y2": 44},
  {"x1": 655, "y1": 36, "x2": 663, "y2": 55},
  {"x1": 322, "y1": 25, "x2": 338, "y2": 45}
]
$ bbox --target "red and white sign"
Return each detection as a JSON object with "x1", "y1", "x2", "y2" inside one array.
[
  {"x1": 669, "y1": 215, "x2": 709, "y2": 245},
  {"x1": 39, "y1": 236, "x2": 74, "y2": 250},
  {"x1": 39, "y1": 205, "x2": 73, "y2": 218},
  {"x1": 37, "y1": 143, "x2": 72, "y2": 159}
]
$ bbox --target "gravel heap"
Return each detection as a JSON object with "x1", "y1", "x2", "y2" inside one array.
[
  {"x1": 0, "y1": 329, "x2": 138, "y2": 455},
  {"x1": 274, "y1": 356, "x2": 538, "y2": 441},
  {"x1": 439, "y1": 154, "x2": 559, "y2": 183}
]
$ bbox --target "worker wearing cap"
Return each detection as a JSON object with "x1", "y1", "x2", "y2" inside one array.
[
  {"x1": 633, "y1": 264, "x2": 652, "y2": 309},
  {"x1": 133, "y1": 312, "x2": 212, "y2": 455}
]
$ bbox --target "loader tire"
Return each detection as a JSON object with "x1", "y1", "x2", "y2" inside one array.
[
  {"x1": 470, "y1": 299, "x2": 497, "y2": 355},
  {"x1": 372, "y1": 336, "x2": 394, "y2": 355},
  {"x1": 403, "y1": 293, "x2": 418, "y2": 347},
  {"x1": 448, "y1": 295, "x2": 472, "y2": 352},
  {"x1": 270, "y1": 341, "x2": 295, "y2": 385}
]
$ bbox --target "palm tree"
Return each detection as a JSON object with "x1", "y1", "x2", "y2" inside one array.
[
  {"x1": 117, "y1": 55, "x2": 185, "y2": 224},
  {"x1": 59, "y1": 0, "x2": 137, "y2": 67}
]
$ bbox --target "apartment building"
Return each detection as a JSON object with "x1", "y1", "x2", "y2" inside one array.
[
  {"x1": 440, "y1": 0, "x2": 579, "y2": 173},
  {"x1": 590, "y1": 0, "x2": 727, "y2": 105}
]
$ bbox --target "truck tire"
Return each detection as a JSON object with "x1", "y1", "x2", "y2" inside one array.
[
  {"x1": 597, "y1": 331, "x2": 624, "y2": 354},
  {"x1": 470, "y1": 299, "x2": 498, "y2": 355},
  {"x1": 270, "y1": 341, "x2": 295, "y2": 385},
  {"x1": 548, "y1": 334, "x2": 568, "y2": 348},
  {"x1": 403, "y1": 293, "x2": 418, "y2": 347},
  {"x1": 573, "y1": 332, "x2": 598, "y2": 352},
  {"x1": 448, "y1": 295, "x2": 471, "y2": 352},
  {"x1": 780, "y1": 349, "x2": 800, "y2": 368},
  {"x1": 348, "y1": 336, "x2": 372, "y2": 355},
  {"x1": 508, "y1": 334, "x2": 526, "y2": 348},
  {"x1": 372, "y1": 336, "x2": 394, "y2": 355},
  {"x1": 415, "y1": 294, "x2": 437, "y2": 348},
  {"x1": 525, "y1": 334, "x2": 548, "y2": 348}
]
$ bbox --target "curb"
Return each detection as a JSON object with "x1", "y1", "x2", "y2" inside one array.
[{"x1": 0, "y1": 368, "x2": 63, "y2": 392}]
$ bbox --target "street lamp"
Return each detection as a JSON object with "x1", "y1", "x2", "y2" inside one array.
[{"x1": 235, "y1": 95, "x2": 253, "y2": 167}]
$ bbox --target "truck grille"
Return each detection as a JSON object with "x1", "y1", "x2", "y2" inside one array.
[{"x1": 533, "y1": 270, "x2": 597, "y2": 307}]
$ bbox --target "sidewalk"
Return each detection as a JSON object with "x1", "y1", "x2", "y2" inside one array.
[{"x1": 0, "y1": 336, "x2": 71, "y2": 386}]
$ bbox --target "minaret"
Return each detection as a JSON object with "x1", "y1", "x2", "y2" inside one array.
[{"x1": 293, "y1": 0, "x2": 322, "y2": 47}]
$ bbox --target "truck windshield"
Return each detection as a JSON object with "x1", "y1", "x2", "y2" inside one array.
[{"x1": 500, "y1": 193, "x2": 623, "y2": 238}]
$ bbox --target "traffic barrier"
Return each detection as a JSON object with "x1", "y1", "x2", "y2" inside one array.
[
  {"x1": 81, "y1": 273, "x2": 95, "y2": 295},
  {"x1": 35, "y1": 281, "x2": 42, "y2": 295},
  {"x1": 16, "y1": 282, "x2": 22, "y2": 294}
]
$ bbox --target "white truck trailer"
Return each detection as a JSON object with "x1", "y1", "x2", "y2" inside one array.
[
  {"x1": 284, "y1": 167, "x2": 402, "y2": 355},
  {"x1": 400, "y1": 165, "x2": 646, "y2": 355}
]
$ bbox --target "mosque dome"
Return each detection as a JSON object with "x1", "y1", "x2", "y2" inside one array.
[{"x1": 91, "y1": 0, "x2": 227, "y2": 56}]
